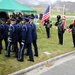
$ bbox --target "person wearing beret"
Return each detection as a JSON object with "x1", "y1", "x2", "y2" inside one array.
[
  {"x1": 18, "y1": 17, "x2": 34, "y2": 62},
  {"x1": 5, "y1": 18, "x2": 18, "y2": 58}
]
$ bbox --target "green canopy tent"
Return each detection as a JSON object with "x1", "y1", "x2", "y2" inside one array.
[{"x1": 0, "y1": 0, "x2": 36, "y2": 12}]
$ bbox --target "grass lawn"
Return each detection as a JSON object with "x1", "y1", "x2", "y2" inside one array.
[{"x1": 0, "y1": 17, "x2": 75, "y2": 75}]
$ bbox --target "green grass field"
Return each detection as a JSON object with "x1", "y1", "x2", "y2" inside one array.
[{"x1": 0, "y1": 16, "x2": 75, "y2": 75}]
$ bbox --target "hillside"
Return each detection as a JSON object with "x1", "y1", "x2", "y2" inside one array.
[
  {"x1": 52, "y1": 1, "x2": 75, "y2": 13},
  {"x1": 16, "y1": 0, "x2": 75, "y2": 13}
]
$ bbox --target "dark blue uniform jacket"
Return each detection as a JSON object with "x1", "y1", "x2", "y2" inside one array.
[
  {"x1": 16, "y1": 23, "x2": 22, "y2": 39},
  {"x1": 22, "y1": 22, "x2": 32, "y2": 44},
  {"x1": 2, "y1": 23, "x2": 9, "y2": 38},
  {"x1": 30, "y1": 22, "x2": 37, "y2": 40},
  {"x1": 0, "y1": 24, "x2": 4, "y2": 40},
  {"x1": 9, "y1": 24, "x2": 18, "y2": 43}
]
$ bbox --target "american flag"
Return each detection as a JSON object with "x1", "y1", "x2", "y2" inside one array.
[
  {"x1": 62, "y1": 4, "x2": 66, "y2": 30},
  {"x1": 62, "y1": 15, "x2": 66, "y2": 30},
  {"x1": 41, "y1": 5, "x2": 50, "y2": 25},
  {"x1": 72, "y1": 19, "x2": 75, "y2": 24}
]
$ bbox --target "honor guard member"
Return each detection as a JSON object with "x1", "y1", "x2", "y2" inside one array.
[
  {"x1": 18, "y1": 17, "x2": 34, "y2": 62},
  {"x1": 29, "y1": 16, "x2": 38, "y2": 57},
  {"x1": 16, "y1": 19, "x2": 22, "y2": 49},
  {"x1": 55, "y1": 15, "x2": 65, "y2": 45},
  {"x1": 5, "y1": 18, "x2": 18, "y2": 58},
  {"x1": 69, "y1": 19, "x2": 75, "y2": 47},
  {"x1": 44, "y1": 19, "x2": 52, "y2": 38},
  {"x1": 0, "y1": 18, "x2": 9, "y2": 50},
  {"x1": 0, "y1": 21, "x2": 4, "y2": 54}
]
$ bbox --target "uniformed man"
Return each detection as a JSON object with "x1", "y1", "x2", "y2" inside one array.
[
  {"x1": 16, "y1": 18, "x2": 22, "y2": 49},
  {"x1": 5, "y1": 18, "x2": 18, "y2": 58},
  {"x1": 55, "y1": 15, "x2": 65, "y2": 45},
  {"x1": 29, "y1": 16, "x2": 38, "y2": 57},
  {"x1": 0, "y1": 18, "x2": 9, "y2": 50},
  {"x1": 69, "y1": 19, "x2": 75, "y2": 47},
  {"x1": 44, "y1": 19, "x2": 52, "y2": 38},
  {"x1": 0, "y1": 21, "x2": 4, "y2": 54},
  {"x1": 18, "y1": 17, "x2": 34, "y2": 62}
]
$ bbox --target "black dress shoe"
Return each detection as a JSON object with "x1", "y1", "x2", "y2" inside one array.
[
  {"x1": 17, "y1": 58, "x2": 24, "y2": 62},
  {"x1": 28, "y1": 59, "x2": 34, "y2": 62},
  {"x1": 0, "y1": 52, "x2": 1, "y2": 54},
  {"x1": 74, "y1": 46, "x2": 75, "y2": 48},
  {"x1": 34, "y1": 54, "x2": 38, "y2": 57}
]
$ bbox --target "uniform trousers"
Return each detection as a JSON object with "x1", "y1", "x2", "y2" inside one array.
[
  {"x1": 58, "y1": 31, "x2": 63, "y2": 45},
  {"x1": 3, "y1": 37, "x2": 8, "y2": 50},
  {"x1": 6, "y1": 42, "x2": 18, "y2": 58},
  {"x1": 46, "y1": 27, "x2": 50, "y2": 38},
  {"x1": 0, "y1": 40, "x2": 2, "y2": 54},
  {"x1": 19, "y1": 43, "x2": 34, "y2": 61},
  {"x1": 72, "y1": 33, "x2": 75, "y2": 47},
  {"x1": 33, "y1": 40, "x2": 38, "y2": 56}
]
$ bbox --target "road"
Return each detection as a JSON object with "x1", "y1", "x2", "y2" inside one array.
[
  {"x1": 25, "y1": 53, "x2": 75, "y2": 75},
  {"x1": 40, "y1": 56, "x2": 75, "y2": 75}
]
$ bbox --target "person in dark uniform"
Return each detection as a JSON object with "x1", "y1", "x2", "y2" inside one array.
[
  {"x1": 29, "y1": 16, "x2": 38, "y2": 57},
  {"x1": 39, "y1": 14, "x2": 43, "y2": 20},
  {"x1": 18, "y1": 17, "x2": 34, "y2": 62},
  {"x1": 69, "y1": 19, "x2": 75, "y2": 47},
  {"x1": 44, "y1": 19, "x2": 52, "y2": 38},
  {"x1": 16, "y1": 19, "x2": 22, "y2": 49},
  {"x1": 34, "y1": 14, "x2": 38, "y2": 24},
  {"x1": 0, "y1": 22, "x2": 4, "y2": 54},
  {"x1": 0, "y1": 19, "x2": 3, "y2": 52},
  {"x1": 0, "y1": 18, "x2": 9, "y2": 50},
  {"x1": 5, "y1": 18, "x2": 18, "y2": 58},
  {"x1": 0, "y1": 12, "x2": 9, "y2": 51},
  {"x1": 55, "y1": 15, "x2": 65, "y2": 45}
]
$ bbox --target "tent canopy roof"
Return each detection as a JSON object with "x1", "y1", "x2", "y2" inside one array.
[{"x1": 0, "y1": 0, "x2": 36, "y2": 12}]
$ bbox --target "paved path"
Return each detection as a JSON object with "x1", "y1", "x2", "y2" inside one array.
[
  {"x1": 40, "y1": 56, "x2": 75, "y2": 75},
  {"x1": 26, "y1": 53, "x2": 75, "y2": 75}
]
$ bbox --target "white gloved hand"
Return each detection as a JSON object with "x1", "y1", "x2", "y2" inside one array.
[
  {"x1": 21, "y1": 42, "x2": 24, "y2": 45},
  {"x1": 8, "y1": 38, "x2": 12, "y2": 42}
]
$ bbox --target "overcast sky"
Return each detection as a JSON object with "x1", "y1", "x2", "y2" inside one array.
[
  {"x1": 50, "y1": 0, "x2": 75, "y2": 3},
  {"x1": 17, "y1": 0, "x2": 75, "y2": 5},
  {"x1": 17, "y1": 0, "x2": 75, "y2": 2},
  {"x1": 62, "y1": 0, "x2": 75, "y2": 2},
  {"x1": 35, "y1": 0, "x2": 75, "y2": 3}
]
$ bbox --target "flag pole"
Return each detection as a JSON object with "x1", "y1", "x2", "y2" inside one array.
[
  {"x1": 48, "y1": 2, "x2": 51, "y2": 19},
  {"x1": 62, "y1": 4, "x2": 66, "y2": 45},
  {"x1": 63, "y1": 4, "x2": 66, "y2": 16},
  {"x1": 49, "y1": 2, "x2": 52, "y2": 37}
]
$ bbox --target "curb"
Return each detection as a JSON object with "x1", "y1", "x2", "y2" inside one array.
[{"x1": 9, "y1": 50, "x2": 75, "y2": 75}]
